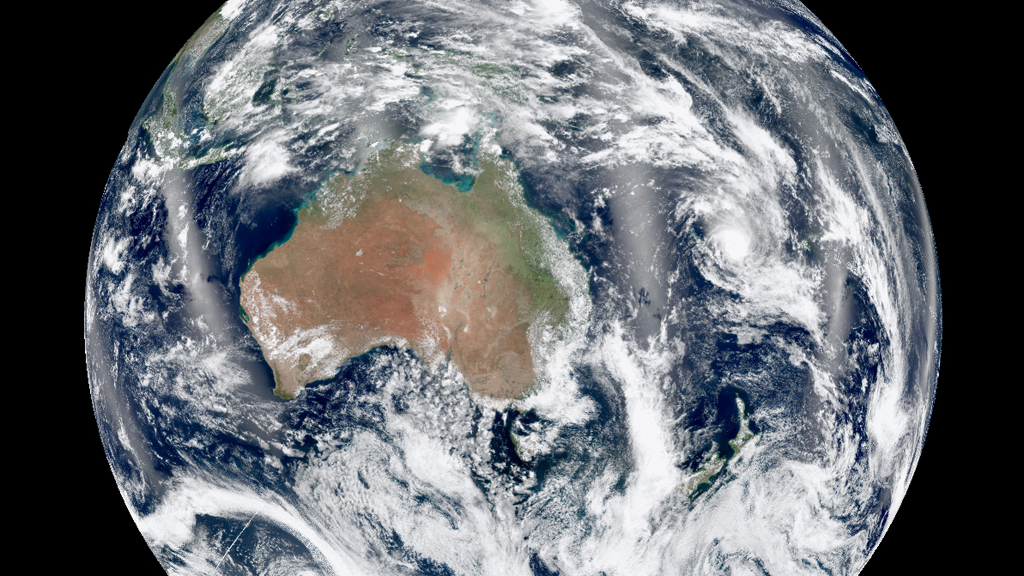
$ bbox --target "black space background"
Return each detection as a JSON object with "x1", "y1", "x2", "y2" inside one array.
[{"x1": 50, "y1": 1, "x2": 975, "y2": 574}]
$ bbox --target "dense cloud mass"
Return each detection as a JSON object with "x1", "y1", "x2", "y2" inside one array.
[{"x1": 86, "y1": 1, "x2": 939, "y2": 574}]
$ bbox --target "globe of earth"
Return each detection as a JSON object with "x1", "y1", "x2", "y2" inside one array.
[{"x1": 85, "y1": 0, "x2": 940, "y2": 574}]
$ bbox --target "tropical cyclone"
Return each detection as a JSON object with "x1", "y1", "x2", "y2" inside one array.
[{"x1": 240, "y1": 145, "x2": 569, "y2": 400}]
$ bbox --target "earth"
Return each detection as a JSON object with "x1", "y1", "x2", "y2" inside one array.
[{"x1": 85, "y1": 1, "x2": 941, "y2": 575}]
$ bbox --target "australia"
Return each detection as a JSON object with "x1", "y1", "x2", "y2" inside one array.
[{"x1": 239, "y1": 145, "x2": 570, "y2": 400}]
